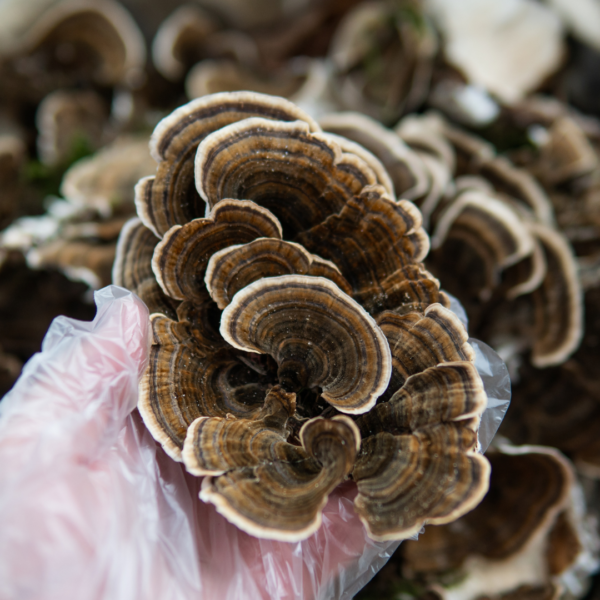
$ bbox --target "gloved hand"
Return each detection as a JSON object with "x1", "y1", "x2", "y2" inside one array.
[{"x1": 0, "y1": 286, "x2": 397, "y2": 600}]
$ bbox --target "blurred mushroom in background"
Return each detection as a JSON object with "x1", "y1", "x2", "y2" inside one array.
[
  {"x1": 365, "y1": 444, "x2": 599, "y2": 600},
  {"x1": 329, "y1": 0, "x2": 437, "y2": 124},
  {"x1": 2, "y1": 135, "x2": 155, "y2": 289},
  {"x1": 0, "y1": 134, "x2": 155, "y2": 393}
]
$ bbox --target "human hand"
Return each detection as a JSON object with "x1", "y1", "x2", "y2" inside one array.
[{"x1": 0, "y1": 286, "x2": 397, "y2": 600}]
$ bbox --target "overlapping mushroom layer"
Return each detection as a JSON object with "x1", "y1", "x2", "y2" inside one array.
[
  {"x1": 400, "y1": 445, "x2": 589, "y2": 600},
  {"x1": 115, "y1": 91, "x2": 489, "y2": 541},
  {"x1": 320, "y1": 110, "x2": 583, "y2": 368}
]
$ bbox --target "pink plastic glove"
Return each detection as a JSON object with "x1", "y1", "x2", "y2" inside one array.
[{"x1": 0, "y1": 286, "x2": 397, "y2": 600}]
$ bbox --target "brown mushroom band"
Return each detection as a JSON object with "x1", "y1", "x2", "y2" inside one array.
[
  {"x1": 152, "y1": 199, "x2": 282, "y2": 303},
  {"x1": 205, "y1": 238, "x2": 352, "y2": 309},
  {"x1": 401, "y1": 447, "x2": 576, "y2": 576},
  {"x1": 117, "y1": 91, "x2": 489, "y2": 542},
  {"x1": 353, "y1": 423, "x2": 489, "y2": 541},
  {"x1": 195, "y1": 117, "x2": 376, "y2": 237},
  {"x1": 6, "y1": 0, "x2": 145, "y2": 101},
  {"x1": 198, "y1": 416, "x2": 360, "y2": 541},
  {"x1": 136, "y1": 92, "x2": 319, "y2": 237},
  {"x1": 322, "y1": 111, "x2": 583, "y2": 368},
  {"x1": 296, "y1": 185, "x2": 444, "y2": 314},
  {"x1": 113, "y1": 218, "x2": 179, "y2": 318},
  {"x1": 220, "y1": 275, "x2": 392, "y2": 414}
]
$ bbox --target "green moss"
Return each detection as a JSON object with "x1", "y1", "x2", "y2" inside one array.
[
  {"x1": 476, "y1": 120, "x2": 534, "y2": 153},
  {"x1": 22, "y1": 132, "x2": 95, "y2": 198},
  {"x1": 393, "y1": 1, "x2": 427, "y2": 35}
]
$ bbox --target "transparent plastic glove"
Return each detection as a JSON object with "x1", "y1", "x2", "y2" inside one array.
[
  {"x1": 0, "y1": 286, "x2": 397, "y2": 600},
  {"x1": 444, "y1": 291, "x2": 512, "y2": 453},
  {"x1": 470, "y1": 338, "x2": 511, "y2": 454}
]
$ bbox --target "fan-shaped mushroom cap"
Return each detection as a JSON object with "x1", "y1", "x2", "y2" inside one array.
[
  {"x1": 152, "y1": 5, "x2": 220, "y2": 81},
  {"x1": 61, "y1": 137, "x2": 156, "y2": 216},
  {"x1": 153, "y1": 4, "x2": 261, "y2": 85},
  {"x1": 195, "y1": 117, "x2": 377, "y2": 236},
  {"x1": 329, "y1": 0, "x2": 437, "y2": 124},
  {"x1": 220, "y1": 275, "x2": 392, "y2": 414},
  {"x1": 375, "y1": 303, "x2": 475, "y2": 401},
  {"x1": 13, "y1": 0, "x2": 145, "y2": 89},
  {"x1": 357, "y1": 361, "x2": 486, "y2": 437},
  {"x1": 140, "y1": 307, "x2": 277, "y2": 461},
  {"x1": 503, "y1": 284, "x2": 600, "y2": 474},
  {"x1": 530, "y1": 224, "x2": 583, "y2": 368},
  {"x1": 401, "y1": 446, "x2": 583, "y2": 600},
  {"x1": 205, "y1": 238, "x2": 351, "y2": 309},
  {"x1": 319, "y1": 111, "x2": 429, "y2": 201},
  {"x1": 182, "y1": 385, "x2": 296, "y2": 476},
  {"x1": 152, "y1": 199, "x2": 282, "y2": 304},
  {"x1": 35, "y1": 89, "x2": 108, "y2": 167},
  {"x1": 431, "y1": 190, "x2": 536, "y2": 298},
  {"x1": 296, "y1": 185, "x2": 441, "y2": 314},
  {"x1": 391, "y1": 361, "x2": 485, "y2": 424},
  {"x1": 198, "y1": 415, "x2": 360, "y2": 541},
  {"x1": 136, "y1": 91, "x2": 319, "y2": 237},
  {"x1": 112, "y1": 218, "x2": 178, "y2": 318},
  {"x1": 353, "y1": 422, "x2": 489, "y2": 541}
]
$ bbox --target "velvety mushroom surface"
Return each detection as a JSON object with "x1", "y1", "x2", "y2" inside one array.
[{"x1": 116, "y1": 91, "x2": 489, "y2": 541}]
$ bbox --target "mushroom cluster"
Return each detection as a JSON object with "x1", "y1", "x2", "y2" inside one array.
[
  {"x1": 150, "y1": 0, "x2": 439, "y2": 124},
  {"x1": 1, "y1": 136, "x2": 156, "y2": 289},
  {"x1": 0, "y1": 0, "x2": 148, "y2": 176},
  {"x1": 319, "y1": 110, "x2": 583, "y2": 371},
  {"x1": 114, "y1": 90, "x2": 490, "y2": 541}
]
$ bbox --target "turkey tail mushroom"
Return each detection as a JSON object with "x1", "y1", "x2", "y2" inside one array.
[
  {"x1": 220, "y1": 275, "x2": 392, "y2": 414},
  {"x1": 117, "y1": 92, "x2": 490, "y2": 541},
  {"x1": 198, "y1": 416, "x2": 360, "y2": 542}
]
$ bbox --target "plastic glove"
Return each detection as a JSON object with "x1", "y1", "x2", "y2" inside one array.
[{"x1": 0, "y1": 286, "x2": 398, "y2": 600}]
